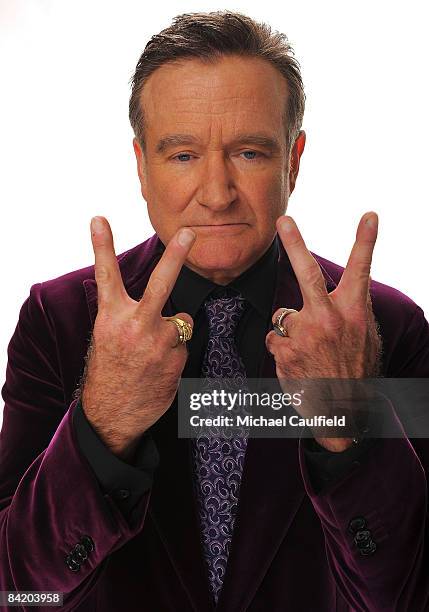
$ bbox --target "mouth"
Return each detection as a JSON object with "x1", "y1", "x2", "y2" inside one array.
[{"x1": 190, "y1": 223, "x2": 248, "y2": 231}]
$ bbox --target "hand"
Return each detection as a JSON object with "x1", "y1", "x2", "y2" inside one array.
[
  {"x1": 81, "y1": 216, "x2": 196, "y2": 460},
  {"x1": 265, "y1": 212, "x2": 382, "y2": 451}
]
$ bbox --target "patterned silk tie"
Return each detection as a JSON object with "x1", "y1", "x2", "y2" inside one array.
[{"x1": 192, "y1": 293, "x2": 249, "y2": 605}]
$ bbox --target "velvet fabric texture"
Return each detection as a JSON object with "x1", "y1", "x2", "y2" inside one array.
[{"x1": 1, "y1": 232, "x2": 429, "y2": 611}]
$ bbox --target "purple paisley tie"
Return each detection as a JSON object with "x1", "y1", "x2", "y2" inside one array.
[{"x1": 192, "y1": 294, "x2": 249, "y2": 605}]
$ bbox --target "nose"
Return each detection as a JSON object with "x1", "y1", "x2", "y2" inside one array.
[{"x1": 196, "y1": 151, "x2": 237, "y2": 211}]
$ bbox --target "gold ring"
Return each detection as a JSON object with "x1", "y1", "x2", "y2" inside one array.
[
  {"x1": 165, "y1": 316, "x2": 193, "y2": 346},
  {"x1": 273, "y1": 308, "x2": 298, "y2": 337}
]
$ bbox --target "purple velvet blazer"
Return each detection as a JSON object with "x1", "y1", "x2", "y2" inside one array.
[{"x1": 1, "y1": 233, "x2": 429, "y2": 611}]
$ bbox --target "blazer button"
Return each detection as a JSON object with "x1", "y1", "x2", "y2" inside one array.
[
  {"x1": 114, "y1": 489, "x2": 131, "y2": 501},
  {"x1": 348, "y1": 516, "x2": 367, "y2": 534},
  {"x1": 359, "y1": 540, "x2": 377, "y2": 556},
  {"x1": 65, "y1": 554, "x2": 81, "y2": 572},
  {"x1": 73, "y1": 543, "x2": 88, "y2": 562},
  {"x1": 79, "y1": 535, "x2": 95, "y2": 553},
  {"x1": 354, "y1": 529, "x2": 372, "y2": 548}
]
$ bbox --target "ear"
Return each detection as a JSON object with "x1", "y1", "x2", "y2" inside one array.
[
  {"x1": 288, "y1": 130, "x2": 306, "y2": 195},
  {"x1": 133, "y1": 137, "x2": 148, "y2": 200}
]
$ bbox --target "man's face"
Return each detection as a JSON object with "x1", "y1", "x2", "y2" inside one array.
[{"x1": 134, "y1": 55, "x2": 305, "y2": 284}]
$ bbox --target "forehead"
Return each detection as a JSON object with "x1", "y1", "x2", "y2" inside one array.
[{"x1": 140, "y1": 55, "x2": 288, "y2": 142}]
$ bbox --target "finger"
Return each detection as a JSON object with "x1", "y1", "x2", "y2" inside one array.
[
  {"x1": 137, "y1": 228, "x2": 196, "y2": 321},
  {"x1": 163, "y1": 312, "x2": 194, "y2": 349},
  {"x1": 91, "y1": 216, "x2": 127, "y2": 308},
  {"x1": 277, "y1": 216, "x2": 330, "y2": 308},
  {"x1": 336, "y1": 212, "x2": 378, "y2": 306},
  {"x1": 265, "y1": 329, "x2": 278, "y2": 354},
  {"x1": 265, "y1": 329, "x2": 292, "y2": 355}
]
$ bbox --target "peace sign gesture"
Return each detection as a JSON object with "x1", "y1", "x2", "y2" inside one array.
[
  {"x1": 265, "y1": 212, "x2": 383, "y2": 450},
  {"x1": 81, "y1": 216, "x2": 196, "y2": 460}
]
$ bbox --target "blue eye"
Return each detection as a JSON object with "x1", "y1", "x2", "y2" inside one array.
[
  {"x1": 241, "y1": 151, "x2": 259, "y2": 160},
  {"x1": 174, "y1": 153, "x2": 192, "y2": 162}
]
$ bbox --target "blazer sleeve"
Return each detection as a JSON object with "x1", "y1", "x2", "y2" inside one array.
[
  {"x1": 298, "y1": 305, "x2": 429, "y2": 612},
  {"x1": 0, "y1": 283, "x2": 152, "y2": 611},
  {"x1": 73, "y1": 398, "x2": 159, "y2": 518}
]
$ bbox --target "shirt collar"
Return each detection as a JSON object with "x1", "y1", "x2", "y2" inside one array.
[{"x1": 170, "y1": 236, "x2": 279, "y2": 318}]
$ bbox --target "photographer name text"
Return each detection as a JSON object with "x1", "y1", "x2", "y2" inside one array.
[{"x1": 189, "y1": 414, "x2": 346, "y2": 428}]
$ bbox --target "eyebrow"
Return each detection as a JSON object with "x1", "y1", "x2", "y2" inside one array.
[
  {"x1": 155, "y1": 133, "x2": 281, "y2": 154},
  {"x1": 234, "y1": 134, "x2": 281, "y2": 153},
  {"x1": 155, "y1": 134, "x2": 199, "y2": 154}
]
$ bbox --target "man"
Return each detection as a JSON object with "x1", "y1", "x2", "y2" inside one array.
[{"x1": 1, "y1": 11, "x2": 428, "y2": 612}]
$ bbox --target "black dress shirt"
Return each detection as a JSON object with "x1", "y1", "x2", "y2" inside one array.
[{"x1": 73, "y1": 235, "x2": 375, "y2": 518}]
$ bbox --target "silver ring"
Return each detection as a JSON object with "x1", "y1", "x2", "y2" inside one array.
[{"x1": 273, "y1": 308, "x2": 298, "y2": 337}]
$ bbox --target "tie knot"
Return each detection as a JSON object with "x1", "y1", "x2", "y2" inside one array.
[{"x1": 203, "y1": 294, "x2": 247, "y2": 338}]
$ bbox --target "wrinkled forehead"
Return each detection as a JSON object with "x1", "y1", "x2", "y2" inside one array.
[{"x1": 139, "y1": 55, "x2": 288, "y2": 145}]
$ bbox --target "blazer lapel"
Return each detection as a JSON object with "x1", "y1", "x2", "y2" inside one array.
[{"x1": 216, "y1": 237, "x2": 338, "y2": 612}]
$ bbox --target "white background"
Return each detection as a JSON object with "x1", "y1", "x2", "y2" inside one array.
[{"x1": 1, "y1": 1, "x2": 428, "y2": 426}]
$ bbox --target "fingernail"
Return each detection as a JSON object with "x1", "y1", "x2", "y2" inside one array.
[
  {"x1": 91, "y1": 216, "x2": 104, "y2": 233},
  {"x1": 178, "y1": 228, "x2": 196, "y2": 247},
  {"x1": 365, "y1": 214, "x2": 378, "y2": 229},
  {"x1": 280, "y1": 217, "x2": 294, "y2": 233}
]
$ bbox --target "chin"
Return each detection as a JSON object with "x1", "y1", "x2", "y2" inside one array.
[{"x1": 187, "y1": 240, "x2": 254, "y2": 278}]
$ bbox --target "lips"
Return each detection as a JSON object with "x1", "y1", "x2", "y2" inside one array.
[
  {"x1": 188, "y1": 224, "x2": 249, "y2": 236},
  {"x1": 192, "y1": 223, "x2": 248, "y2": 227}
]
